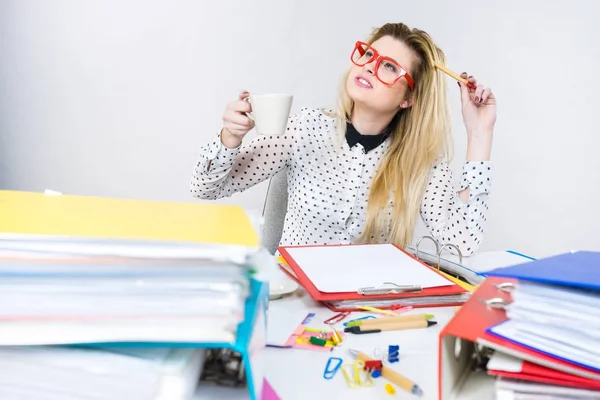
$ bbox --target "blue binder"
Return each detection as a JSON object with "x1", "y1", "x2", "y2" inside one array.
[
  {"x1": 83, "y1": 279, "x2": 269, "y2": 400},
  {"x1": 486, "y1": 250, "x2": 600, "y2": 291}
]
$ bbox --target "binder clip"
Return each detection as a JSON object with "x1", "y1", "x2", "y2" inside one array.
[
  {"x1": 330, "y1": 327, "x2": 343, "y2": 346},
  {"x1": 309, "y1": 336, "x2": 327, "y2": 347},
  {"x1": 363, "y1": 360, "x2": 382, "y2": 371},
  {"x1": 388, "y1": 345, "x2": 399, "y2": 363},
  {"x1": 323, "y1": 357, "x2": 342, "y2": 380}
]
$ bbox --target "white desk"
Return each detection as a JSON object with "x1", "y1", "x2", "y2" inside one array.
[{"x1": 195, "y1": 288, "x2": 456, "y2": 400}]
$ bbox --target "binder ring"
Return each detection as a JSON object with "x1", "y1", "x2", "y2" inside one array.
[
  {"x1": 494, "y1": 282, "x2": 515, "y2": 293},
  {"x1": 415, "y1": 235, "x2": 440, "y2": 261},
  {"x1": 481, "y1": 297, "x2": 509, "y2": 310},
  {"x1": 437, "y1": 243, "x2": 463, "y2": 271}
]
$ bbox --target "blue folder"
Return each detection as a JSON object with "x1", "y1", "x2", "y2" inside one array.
[{"x1": 486, "y1": 250, "x2": 600, "y2": 291}]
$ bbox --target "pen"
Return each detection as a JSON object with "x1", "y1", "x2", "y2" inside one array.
[
  {"x1": 345, "y1": 319, "x2": 437, "y2": 334},
  {"x1": 348, "y1": 349, "x2": 423, "y2": 397},
  {"x1": 345, "y1": 313, "x2": 434, "y2": 328}
]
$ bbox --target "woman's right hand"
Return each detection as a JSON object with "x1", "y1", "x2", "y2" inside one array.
[{"x1": 220, "y1": 91, "x2": 255, "y2": 149}]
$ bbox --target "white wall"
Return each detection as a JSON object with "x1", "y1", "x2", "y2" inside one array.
[{"x1": 0, "y1": 0, "x2": 598, "y2": 258}]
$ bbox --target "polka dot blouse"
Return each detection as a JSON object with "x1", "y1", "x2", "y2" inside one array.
[{"x1": 190, "y1": 107, "x2": 491, "y2": 256}]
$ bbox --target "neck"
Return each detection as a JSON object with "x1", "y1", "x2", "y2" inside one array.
[{"x1": 350, "y1": 105, "x2": 396, "y2": 136}]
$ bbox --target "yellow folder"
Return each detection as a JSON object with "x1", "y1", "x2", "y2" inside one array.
[{"x1": 0, "y1": 190, "x2": 258, "y2": 247}]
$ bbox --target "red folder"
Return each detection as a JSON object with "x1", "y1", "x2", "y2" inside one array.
[
  {"x1": 277, "y1": 243, "x2": 469, "y2": 312},
  {"x1": 488, "y1": 369, "x2": 600, "y2": 391},
  {"x1": 438, "y1": 277, "x2": 600, "y2": 400}
]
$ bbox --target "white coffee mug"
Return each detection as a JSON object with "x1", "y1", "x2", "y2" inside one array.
[{"x1": 247, "y1": 93, "x2": 293, "y2": 136}]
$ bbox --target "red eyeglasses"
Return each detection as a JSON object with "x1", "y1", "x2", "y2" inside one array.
[{"x1": 350, "y1": 41, "x2": 415, "y2": 90}]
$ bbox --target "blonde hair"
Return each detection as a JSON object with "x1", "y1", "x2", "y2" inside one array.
[{"x1": 335, "y1": 22, "x2": 453, "y2": 248}]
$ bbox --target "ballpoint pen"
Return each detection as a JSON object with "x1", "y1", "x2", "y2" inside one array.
[{"x1": 347, "y1": 348, "x2": 424, "y2": 397}]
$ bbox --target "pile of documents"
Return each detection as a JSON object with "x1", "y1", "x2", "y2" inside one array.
[
  {"x1": 485, "y1": 251, "x2": 600, "y2": 399},
  {"x1": 0, "y1": 346, "x2": 205, "y2": 400},
  {"x1": 0, "y1": 234, "x2": 260, "y2": 399},
  {"x1": 0, "y1": 235, "x2": 257, "y2": 346}
]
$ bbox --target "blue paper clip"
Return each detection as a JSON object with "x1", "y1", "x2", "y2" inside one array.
[
  {"x1": 323, "y1": 357, "x2": 343, "y2": 380},
  {"x1": 342, "y1": 315, "x2": 376, "y2": 327}
]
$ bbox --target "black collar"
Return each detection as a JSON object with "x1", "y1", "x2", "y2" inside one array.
[{"x1": 345, "y1": 113, "x2": 400, "y2": 153}]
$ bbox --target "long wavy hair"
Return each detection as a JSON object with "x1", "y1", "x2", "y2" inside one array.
[{"x1": 334, "y1": 22, "x2": 453, "y2": 247}]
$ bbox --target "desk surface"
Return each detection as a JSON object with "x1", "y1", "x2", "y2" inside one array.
[{"x1": 194, "y1": 288, "x2": 457, "y2": 400}]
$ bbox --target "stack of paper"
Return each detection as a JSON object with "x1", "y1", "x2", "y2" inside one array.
[
  {"x1": 0, "y1": 235, "x2": 257, "y2": 346},
  {"x1": 485, "y1": 251, "x2": 600, "y2": 398},
  {"x1": 0, "y1": 346, "x2": 206, "y2": 400}
]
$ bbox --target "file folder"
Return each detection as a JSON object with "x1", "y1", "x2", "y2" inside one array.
[
  {"x1": 486, "y1": 352, "x2": 600, "y2": 391},
  {"x1": 438, "y1": 277, "x2": 600, "y2": 400},
  {"x1": 0, "y1": 190, "x2": 267, "y2": 400},
  {"x1": 0, "y1": 190, "x2": 258, "y2": 247},
  {"x1": 485, "y1": 250, "x2": 600, "y2": 291}
]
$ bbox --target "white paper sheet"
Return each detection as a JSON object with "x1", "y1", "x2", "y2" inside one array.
[
  {"x1": 487, "y1": 351, "x2": 524, "y2": 373},
  {"x1": 489, "y1": 320, "x2": 600, "y2": 372},
  {"x1": 284, "y1": 243, "x2": 452, "y2": 293}
]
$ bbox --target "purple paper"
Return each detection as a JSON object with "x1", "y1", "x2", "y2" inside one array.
[{"x1": 262, "y1": 379, "x2": 280, "y2": 400}]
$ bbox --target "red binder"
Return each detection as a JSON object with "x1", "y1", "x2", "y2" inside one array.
[
  {"x1": 488, "y1": 365, "x2": 600, "y2": 391},
  {"x1": 438, "y1": 277, "x2": 600, "y2": 400},
  {"x1": 277, "y1": 243, "x2": 469, "y2": 312}
]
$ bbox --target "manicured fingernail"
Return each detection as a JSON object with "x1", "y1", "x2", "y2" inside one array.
[{"x1": 475, "y1": 96, "x2": 479, "y2": 102}]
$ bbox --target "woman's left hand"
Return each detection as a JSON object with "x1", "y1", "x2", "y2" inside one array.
[{"x1": 458, "y1": 72, "x2": 496, "y2": 136}]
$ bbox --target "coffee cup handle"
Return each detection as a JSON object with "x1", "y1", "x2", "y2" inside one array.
[{"x1": 243, "y1": 97, "x2": 254, "y2": 121}]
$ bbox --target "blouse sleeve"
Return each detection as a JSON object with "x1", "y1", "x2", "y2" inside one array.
[
  {"x1": 189, "y1": 112, "x2": 301, "y2": 200},
  {"x1": 419, "y1": 159, "x2": 492, "y2": 256}
]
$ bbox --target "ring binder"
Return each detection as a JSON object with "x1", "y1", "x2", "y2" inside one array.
[
  {"x1": 416, "y1": 235, "x2": 440, "y2": 261},
  {"x1": 439, "y1": 276, "x2": 600, "y2": 400},
  {"x1": 358, "y1": 282, "x2": 423, "y2": 295},
  {"x1": 494, "y1": 282, "x2": 515, "y2": 292},
  {"x1": 481, "y1": 296, "x2": 510, "y2": 310},
  {"x1": 438, "y1": 243, "x2": 463, "y2": 269}
]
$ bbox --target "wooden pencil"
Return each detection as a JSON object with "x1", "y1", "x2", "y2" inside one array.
[{"x1": 435, "y1": 63, "x2": 477, "y2": 89}]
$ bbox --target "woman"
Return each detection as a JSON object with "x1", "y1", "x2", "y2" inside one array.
[{"x1": 190, "y1": 22, "x2": 496, "y2": 256}]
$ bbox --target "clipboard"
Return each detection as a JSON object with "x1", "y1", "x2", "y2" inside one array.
[{"x1": 277, "y1": 243, "x2": 470, "y2": 312}]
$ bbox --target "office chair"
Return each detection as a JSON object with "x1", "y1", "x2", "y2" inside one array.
[{"x1": 260, "y1": 169, "x2": 288, "y2": 254}]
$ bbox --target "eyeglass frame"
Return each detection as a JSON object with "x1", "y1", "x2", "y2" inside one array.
[{"x1": 350, "y1": 41, "x2": 415, "y2": 90}]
